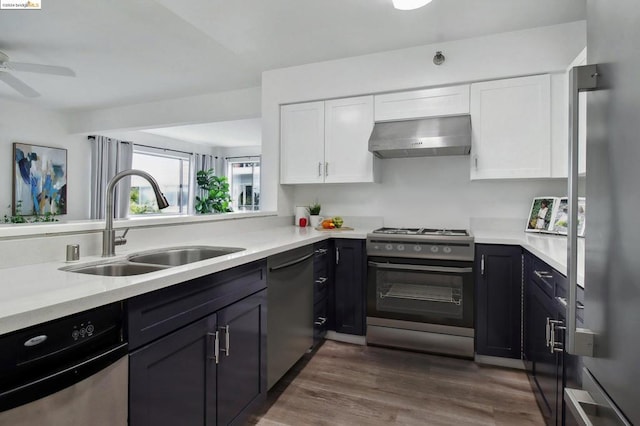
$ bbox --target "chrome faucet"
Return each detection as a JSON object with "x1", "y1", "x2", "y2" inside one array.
[{"x1": 102, "y1": 169, "x2": 170, "y2": 257}]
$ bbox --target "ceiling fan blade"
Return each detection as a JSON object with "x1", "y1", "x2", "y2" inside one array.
[
  {"x1": 8, "y1": 61, "x2": 76, "y2": 77},
  {"x1": 0, "y1": 72, "x2": 40, "y2": 97}
]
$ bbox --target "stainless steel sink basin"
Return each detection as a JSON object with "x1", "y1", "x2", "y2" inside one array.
[
  {"x1": 61, "y1": 246, "x2": 245, "y2": 277},
  {"x1": 63, "y1": 262, "x2": 169, "y2": 277},
  {"x1": 127, "y1": 246, "x2": 245, "y2": 267}
]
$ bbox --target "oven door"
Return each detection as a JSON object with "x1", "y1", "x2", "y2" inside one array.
[{"x1": 367, "y1": 256, "x2": 474, "y2": 329}]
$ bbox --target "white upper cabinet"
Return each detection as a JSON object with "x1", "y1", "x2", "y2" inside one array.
[
  {"x1": 324, "y1": 96, "x2": 376, "y2": 183},
  {"x1": 280, "y1": 101, "x2": 325, "y2": 184},
  {"x1": 374, "y1": 85, "x2": 470, "y2": 122},
  {"x1": 280, "y1": 96, "x2": 378, "y2": 184},
  {"x1": 470, "y1": 75, "x2": 552, "y2": 180}
]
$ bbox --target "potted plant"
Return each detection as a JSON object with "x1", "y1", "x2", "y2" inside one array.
[
  {"x1": 307, "y1": 202, "x2": 323, "y2": 228},
  {"x1": 194, "y1": 169, "x2": 233, "y2": 214}
]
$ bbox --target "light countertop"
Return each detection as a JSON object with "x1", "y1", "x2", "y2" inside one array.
[
  {"x1": 0, "y1": 226, "x2": 367, "y2": 335},
  {"x1": 473, "y1": 230, "x2": 585, "y2": 287},
  {"x1": 0, "y1": 224, "x2": 583, "y2": 336}
]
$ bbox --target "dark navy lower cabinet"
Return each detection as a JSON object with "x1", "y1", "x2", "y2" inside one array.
[
  {"x1": 129, "y1": 314, "x2": 216, "y2": 426},
  {"x1": 475, "y1": 244, "x2": 523, "y2": 359},
  {"x1": 216, "y1": 289, "x2": 267, "y2": 426},
  {"x1": 128, "y1": 261, "x2": 267, "y2": 426},
  {"x1": 333, "y1": 239, "x2": 366, "y2": 336},
  {"x1": 313, "y1": 241, "x2": 331, "y2": 346}
]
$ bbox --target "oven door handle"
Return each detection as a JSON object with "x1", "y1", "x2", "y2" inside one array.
[{"x1": 367, "y1": 261, "x2": 472, "y2": 274}]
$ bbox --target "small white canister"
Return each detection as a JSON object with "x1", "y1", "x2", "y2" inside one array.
[{"x1": 294, "y1": 206, "x2": 309, "y2": 226}]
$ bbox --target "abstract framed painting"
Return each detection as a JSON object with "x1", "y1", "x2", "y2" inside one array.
[{"x1": 12, "y1": 143, "x2": 67, "y2": 215}]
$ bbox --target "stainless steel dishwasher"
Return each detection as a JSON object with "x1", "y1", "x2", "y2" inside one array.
[
  {"x1": 267, "y1": 245, "x2": 314, "y2": 389},
  {"x1": 0, "y1": 302, "x2": 128, "y2": 426}
]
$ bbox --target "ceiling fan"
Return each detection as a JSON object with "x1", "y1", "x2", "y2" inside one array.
[{"x1": 0, "y1": 51, "x2": 76, "y2": 98}]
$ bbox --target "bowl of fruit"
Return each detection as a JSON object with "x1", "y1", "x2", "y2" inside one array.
[{"x1": 319, "y1": 216, "x2": 347, "y2": 230}]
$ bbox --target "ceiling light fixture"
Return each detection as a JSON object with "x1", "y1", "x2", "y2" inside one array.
[{"x1": 392, "y1": 0, "x2": 433, "y2": 10}]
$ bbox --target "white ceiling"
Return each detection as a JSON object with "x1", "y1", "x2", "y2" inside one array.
[
  {"x1": 0, "y1": 0, "x2": 585, "y2": 111},
  {"x1": 142, "y1": 118, "x2": 262, "y2": 148}
]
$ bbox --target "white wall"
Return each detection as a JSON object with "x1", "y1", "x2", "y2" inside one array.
[
  {"x1": 292, "y1": 156, "x2": 567, "y2": 229},
  {"x1": 262, "y1": 21, "x2": 587, "y2": 221},
  {"x1": 0, "y1": 98, "x2": 90, "y2": 220}
]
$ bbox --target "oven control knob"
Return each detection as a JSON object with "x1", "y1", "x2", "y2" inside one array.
[
  {"x1": 385, "y1": 244, "x2": 393, "y2": 250},
  {"x1": 397, "y1": 244, "x2": 405, "y2": 251},
  {"x1": 443, "y1": 246, "x2": 452, "y2": 254},
  {"x1": 413, "y1": 245, "x2": 422, "y2": 252},
  {"x1": 72, "y1": 330, "x2": 80, "y2": 340},
  {"x1": 430, "y1": 246, "x2": 439, "y2": 253}
]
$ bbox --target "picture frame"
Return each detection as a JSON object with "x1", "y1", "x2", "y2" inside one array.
[
  {"x1": 525, "y1": 197, "x2": 558, "y2": 233},
  {"x1": 12, "y1": 142, "x2": 68, "y2": 216},
  {"x1": 551, "y1": 197, "x2": 586, "y2": 237}
]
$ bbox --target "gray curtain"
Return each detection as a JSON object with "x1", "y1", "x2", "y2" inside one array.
[
  {"x1": 89, "y1": 136, "x2": 133, "y2": 219},
  {"x1": 190, "y1": 153, "x2": 215, "y2": 214}
]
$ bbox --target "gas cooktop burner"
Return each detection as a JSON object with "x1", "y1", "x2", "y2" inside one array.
[
  {"x1": 367, "y1": 227, "x2": 474, "y2": 261},
  {"x1": 372, "y1": 227, "x2": 470, "y2": 237}
]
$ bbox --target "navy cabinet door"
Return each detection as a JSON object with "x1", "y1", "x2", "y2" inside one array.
[
  {"x1": 217, "y1": 289, "x2": 267, "y2": 426},
  {"x1": 333, "y1": 239, "x2": 366, "y2": 335},
  {"x1": 475, "y1": 244, "x2": 522, "y2": 358},
  {"x1": 526, "y1": 274, "x2": 560, "y2": 425},
  {"x1": 129, "y1": 314, "x2": 217, "y2": 426}
]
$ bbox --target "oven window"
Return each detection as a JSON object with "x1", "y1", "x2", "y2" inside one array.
[{"x1": 375, "y1": 269, "x2": 464, "y2": 320}]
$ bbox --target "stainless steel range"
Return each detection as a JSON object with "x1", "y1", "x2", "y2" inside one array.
[{"x1": 366, "y1": 227, "x2": 475, "y2": 358}]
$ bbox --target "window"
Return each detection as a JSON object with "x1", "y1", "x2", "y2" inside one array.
[
  {"x1": 226, "y1": 157, "x2": 260, "y2": 211},
  {"x1": 130, "y1": 146, "x2": 190, "y2": 215}
]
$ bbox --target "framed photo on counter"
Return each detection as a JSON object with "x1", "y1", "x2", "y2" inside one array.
[
  {"x1": 526, "y1": 197, "x2": 558, "y2": 233},
  {"x1": 551, "y1": 197, "x2": 586, "y2": 237}
]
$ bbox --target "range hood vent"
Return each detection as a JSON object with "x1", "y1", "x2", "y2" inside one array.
[{"x1": 368, "y1": 115, "x2": 472, "y2": 159}]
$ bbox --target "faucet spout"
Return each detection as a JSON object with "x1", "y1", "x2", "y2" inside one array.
[{"x1": 102, "y1": 169, "x2": 170, "y2": 257}]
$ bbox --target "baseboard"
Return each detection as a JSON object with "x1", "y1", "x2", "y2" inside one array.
[
  {"x1": 475, "y1": 354, "x2": 526, "y2": 370},
  {"x1": 325, "y1": 331, "x2": 366, "y2": 346}
]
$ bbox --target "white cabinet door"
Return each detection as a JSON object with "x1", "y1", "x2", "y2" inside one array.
[
  {"x1": 470, "y1": 75, "x2": 551, "y2": 180},
  {"x1": 280, "y1": 101, "x2": 325, "y2": 184},
  {"x1": 374, "y1": 85, "x2": 470, "y2": 122},
  {"x1": 324, "y1": 96, "x2": 377, "y2": 183}
]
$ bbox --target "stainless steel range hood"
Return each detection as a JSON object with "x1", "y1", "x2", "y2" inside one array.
[{"x1": 368, "y1": 115, "x2": 471, "y2": 158}]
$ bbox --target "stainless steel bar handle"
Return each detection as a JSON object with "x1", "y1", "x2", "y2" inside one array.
[
  {"x1": 314, "y1": 317, "x2": 327, "y2": 326},
  {"x1": 207, "y1": 331, "x2": 219, "y2": 364},
  {"x1": 219, "y1": 325, "x2": 230, "y2": 356},
  {"x1": 368, "y1": 261, "x2": 473, "y2": 274},
  {"x1": 325, "y1": 162, "x2": 328, "y2": 176},
  {"x1": 567, "y1": 64, "x2": 599, "y2": 356},
  {"x1": 269, "y1": 253, "x2": 314, "y2": 271},
  {"x1": 318, "y1": 162, "x2": 322, "y2": 177},
  {"x1": 549, "y1": 319, "x2": 564, "y2": 354},
  {"x1": 315, "y1": 277, "x2": 328, "y2": 284},
  {"x1": 480, "y1": 255, "x2": 485, "y2": 277},
  {"x1": 534, "y1": 270, "x2": 553, "y2": 279},
  {"x1": 336, "y1": 247, "x2": 340, "y2": 265},
  {"x1": 546, "y1": 317, "x2": 551, "y2": 347}
]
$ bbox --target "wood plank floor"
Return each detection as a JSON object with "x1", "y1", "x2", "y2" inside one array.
[{"x1": 250, "y1": 340, "x2": 544, "y2": 426}]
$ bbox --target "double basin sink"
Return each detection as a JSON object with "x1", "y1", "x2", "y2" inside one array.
[{"x1": 62, "y1": 246, "x2": 244, "y2": 277}]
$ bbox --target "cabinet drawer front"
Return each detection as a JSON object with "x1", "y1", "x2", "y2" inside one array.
[
  {"x1": 374, "y1": 85, "x2": 470, "y2": 121},
  {"x1": 128, "y1": 261, "x2": 267, "y2": 350},
  {"x1": 530, "y1": 256, "x2": 555, "y2": 297}
]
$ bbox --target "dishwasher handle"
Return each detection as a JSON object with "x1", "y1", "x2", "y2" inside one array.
[{"x1": 269, "y1": 253, "x2": 314, "y2": 272}]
